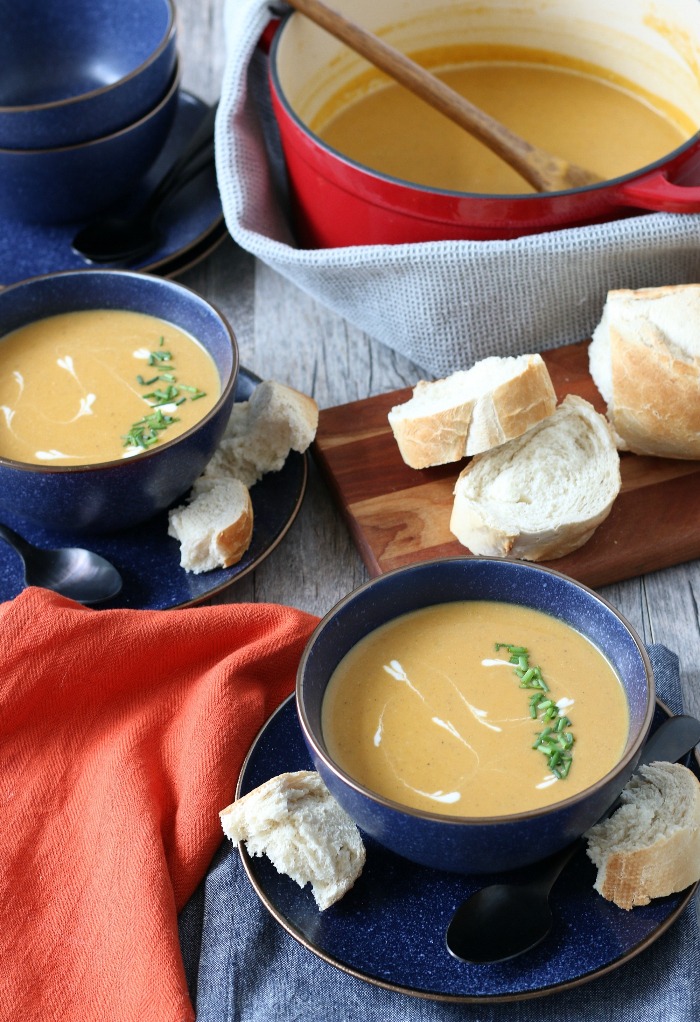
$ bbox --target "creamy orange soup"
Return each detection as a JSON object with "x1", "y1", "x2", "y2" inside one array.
[
  {"x1": 321, "y1": 601, "x2": 629, "y2": 817},
  {"x1": 314, "y1": 48, "x2": 693, "y2": 194},
  {"x1": 0, "y1": 309, "x2": 221, "y2": 466}
]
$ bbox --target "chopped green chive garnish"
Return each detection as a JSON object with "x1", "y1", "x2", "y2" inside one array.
[
  {"x1": 495, "y1": 642, "x2": 575, "y2": 780},
  {"x1": 122, "y1": 408, "x2": 180, "y2": 450},
  {"x1": 122, "y1": 336, "x2": 208, "y2": 451},
  {"x1": 148, "y1": 350, "x2": 174, "y2": 366}
]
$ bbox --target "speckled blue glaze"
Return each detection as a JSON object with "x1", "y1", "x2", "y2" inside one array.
[
  {"x1": 296, "y1": 558, "x2": 655, "y2": 874},
  {"x1": 0, "y1": 91, "x2": 223, "y2": 285},
  {"x1": 0, "y1": 0, "x2": 176, "y2": 148},
  {"x1": 238, "y1": 696, "x2": 696, "y2": 1001},
  {"x1": 0, "y1": 269, "x2": 238, "y2": 535},
  {"x1": 0, "y1": 68, "x2": 179, "y2": 224}
]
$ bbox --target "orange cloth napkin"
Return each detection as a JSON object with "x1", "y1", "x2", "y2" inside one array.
[{"x1": 0, "y1": 587, "x2": 319, "y2": 1022}]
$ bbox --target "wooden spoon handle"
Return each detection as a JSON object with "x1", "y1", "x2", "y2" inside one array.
[{"x1": 284, "y1": 0, "x2": 599, "y2": 192}]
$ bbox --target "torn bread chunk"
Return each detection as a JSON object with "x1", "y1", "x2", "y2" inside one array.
[
  {"x1": 195, "y1": 380, "x2": 319, "y2": 493},
  {"x1": 168, "y1": 477, "x2": 253, "y2": 573},
  {"x1": 168, "y1": 380, "x2": 319, "y2": 572},
  {"x1": 220, "y1": 770, "x2": 365, "y2": 911},
  {"x1": 586, "y1": 761, "x2": 700, "y2": 910}
]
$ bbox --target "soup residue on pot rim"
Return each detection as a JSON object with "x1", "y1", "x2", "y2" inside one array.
[
  {"x1": 0, "y1": 308, "x2": 221, "y2": 467},
  {"x1": 321, "y1": 601, "x2": 630, "y2": 817},
  {"x1": 312, "y1": 46, "x2": 694, "y2": 195}
]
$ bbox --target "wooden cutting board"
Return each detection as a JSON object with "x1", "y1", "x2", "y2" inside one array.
[{"x1": 312, "y1": 340, "x2": 700, "y2": 588}]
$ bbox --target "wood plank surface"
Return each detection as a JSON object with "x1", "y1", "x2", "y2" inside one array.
[{"x1": 313, "y1": 340, "x2": 700, "y2": 588}]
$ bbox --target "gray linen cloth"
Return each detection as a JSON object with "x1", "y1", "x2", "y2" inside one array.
[
  {"x1": 179, "y1": 643, "x2": 700, "y2": 1021},
  {"x1": 215, "y1": 0, "x2": 700, "y2": 377}
]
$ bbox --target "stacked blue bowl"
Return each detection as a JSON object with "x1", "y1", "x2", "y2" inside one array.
[{"x1": 0, "y1": 0, "x2": 179, "y2": 222}]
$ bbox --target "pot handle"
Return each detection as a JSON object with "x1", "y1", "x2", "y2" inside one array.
[{"x1": 613, "y1": 168, "x2": 700, "y2": 214}]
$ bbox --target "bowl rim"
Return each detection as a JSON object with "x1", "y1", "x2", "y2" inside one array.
[
  {"x1": 0, "y1": 62, "x2": 181, "y2": 156},
  {"x1": 0, "y1": 0, "x2": 177, "y2": 117},
  {"x1": 0, "y1": 267, "x2": 239, "y2": 475},
  {"x1": 296, "y1": 555, "x2": 656, "y2": 827}
]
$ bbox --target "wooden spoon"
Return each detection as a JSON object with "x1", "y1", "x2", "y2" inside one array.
[{"x1": 284, "y1": 0, "x2": 600, "y2": 192}]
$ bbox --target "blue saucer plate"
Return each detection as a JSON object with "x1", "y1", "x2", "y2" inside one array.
[
  {"x1": 0, "y1": 90, "x2": 223, "y2": 287},
  {"x1": 236, "y1": 696, "x2": 700, "y2": 1003},
  {"x1": 0, "y1": 368, "x2": 307, "y2": 610}
]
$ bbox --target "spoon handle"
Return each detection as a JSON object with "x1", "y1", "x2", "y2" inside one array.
[
  {"x1": 284, "y1": 0, "x2": 599, "y2": 191},
  {"x1": 0, "y1": 522, "x2": 29, "y2": 557},
  {"x1": 146, "y1": 139, "x2": 215, "y2": 214},
  {"x1": 140, "y1": 102, "x2": 218, "y2": 214}
]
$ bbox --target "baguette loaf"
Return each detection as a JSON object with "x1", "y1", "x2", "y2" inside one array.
[
  {"x1": 388, "y1": 354, "x2": 557, "y2": 469},
  {"x1": 586, "y1": 761, "x2": 700, "y2": 910},
  {"x1": 450, "y1": 395, "x2": 621, "y2": 560},
  {"x1": 589, "y1": 284, "x2": 700, "y2": 459},
  {"x1": 220, "y1": 770, "x2": 365, "y2": 911}
]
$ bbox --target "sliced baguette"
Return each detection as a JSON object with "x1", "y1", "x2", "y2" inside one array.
[
  {"x1": 388, "y1": 353, "x2": 557, "y2": 469},
  {"x1": 220, "y1": 770, "x2": 365, "y2": 911},
  {"x1": 167, "y1": 477, "x2": 253, "y2": 573},
  {"x1": 450, "y1": 395, "x2": 621, "y2": 560},
  {"x1": 589, "y1": 284, "x2": 700, "y2": 459},
  {"x1": 585, "y1": 761, "x2": 700, "y2": 910}
]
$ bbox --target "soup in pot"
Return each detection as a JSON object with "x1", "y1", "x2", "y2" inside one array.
[
  {"x1": 0, "y1": 309, "x2": 221, "y2": 466},
  {"x1": 314, "y1": 47, "x2": 693, "y2": 194},
  {"x1": 321, "y1": 601, "x2": 629, "y2": 816}
]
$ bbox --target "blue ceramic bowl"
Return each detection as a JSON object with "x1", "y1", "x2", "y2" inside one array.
[
  {"x1": 0, "y1": 0, "x2": 177, "y2": 149},
  {"x1": 297, "y1": 557, "x2": 655, "y2": 874},
  {"x1": 0, "y1": 270, "x2": 238, "y2": 536},
  {"x1": 0, "y1": 66, "x2": 179, "y2": 224}
]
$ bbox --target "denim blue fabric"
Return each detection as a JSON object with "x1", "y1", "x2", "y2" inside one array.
[{"x1": 179, "y1": 644, "x2": 700, "y2": 1021}]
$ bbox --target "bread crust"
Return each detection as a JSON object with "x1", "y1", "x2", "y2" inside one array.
[
  {"x1": 590, "y1": 285, "x2": 700, "y2": 459},
  {"x1": 217, "y1": 487, "x2": 254, "y2": 567},
  {"x1": 487, "y1": 358, "x2": 559, "y2": 451},
  {"x1": 390, "y1": 395, "x2": 478, "y2": 468},
  {"x1": 610, "y1": 323, "x2": 700, "y2": 458},
  {"x1": 388, "y1": 355, "x2": 557, "y2": 469}
]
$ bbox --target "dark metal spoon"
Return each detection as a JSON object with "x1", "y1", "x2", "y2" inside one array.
[
  {"x1": 446, "y1": 713, "x2": 700, "y2": 965},
  {"x1": 0, "y1": 522, "x2": 123, "y2": 604},
  {"x1": 71, "y1": 101, "x2": 218, "y2": 265}
]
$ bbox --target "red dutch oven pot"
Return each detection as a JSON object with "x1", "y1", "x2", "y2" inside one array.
[{"x1": 266, "y1": 0, "x2": 700, "y2": 246}]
